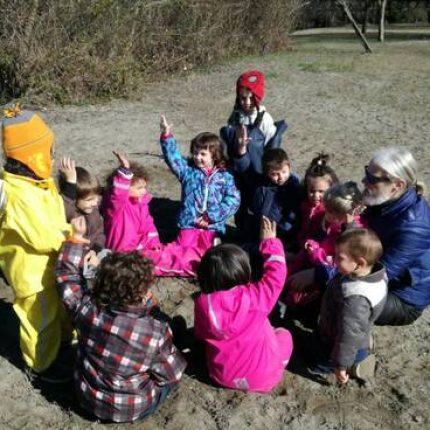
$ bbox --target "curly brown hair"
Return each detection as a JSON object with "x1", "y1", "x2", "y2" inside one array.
[
  {"x1": 190, "y1": 132, "x2": 227, "y2": 169},
  {"x1": 92, "y1": 251, "x2": 155, "y2": 308},
  {"x1": 106, "y1": 161, "x2": 150, "y2": 189}
]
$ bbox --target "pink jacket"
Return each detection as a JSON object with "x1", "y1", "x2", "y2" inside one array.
[
  {"x1": 103, "y1": 169, "x2": 161, "y2": 252},
  {"x1": 297, "y1": 200, "x2": 326, "y2": 248},
  {"x1": 194, "y1": 238, "x2": 293, "y2": 393},
  {"x1": 305, "y1": 215, "x2": 365, "y2": 267}
]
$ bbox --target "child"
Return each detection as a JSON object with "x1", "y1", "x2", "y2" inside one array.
[
  {"x1": 309, "y1": 228, "x2": 387, "y2": 384},
  {"x1": 157, "y1": 115, "x2": 240, "y2": 275},
  {"x1": 286, "y1": 181, "x2": 364, "y2": 307},
  {"x1": 244, "y1": 148, "x2": 302, "y2": 246},
  {"x1": 297, "y1": 153, "x2": 339, "y2": 248},
  {"x1": 0, "y1": 105, "x2": 73, "y2": 381},
  {"x1": 194, "y1": 217, "x2": 293, "y2": 393},
  {"x1": 220, "y1": 70, "x2": 287, "y2": 227},
  {"x1": 58, "y1": 157, "x2": 105, "y2": 257},
  {"x1": 55, "y1": 216, "x2": 186, "y2": 423},
  {"x1": 103, "y1": 151, "x2": 162, "y2": 253}
]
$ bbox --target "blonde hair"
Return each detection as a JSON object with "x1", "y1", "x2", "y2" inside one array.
[
  {"x1": 371, "y1": 147, "x2": 426, "y2": 196},
  {"x1": 336, "y1": 228, "x2": 383, "y2": 266},
  {"x1": 324, "y1": 181, "x2": 363, "y2": 215}
]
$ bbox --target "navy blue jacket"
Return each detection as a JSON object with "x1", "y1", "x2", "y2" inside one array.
[
  {"x1": 365, "y1": 188, "x2": 430, "y2": 310},
  {"x1": 245, "y1": 173, "x2": 302, "y2": 241}
]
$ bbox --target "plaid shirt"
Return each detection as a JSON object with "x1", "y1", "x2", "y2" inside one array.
[{"x1": 56, "y1": 241, "x2": 186, "y2": 422}]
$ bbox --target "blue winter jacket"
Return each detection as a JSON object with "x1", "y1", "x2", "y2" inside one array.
[
  {"x1": 245, "y1": 173, "x2": 302, "y2": 240},
  {"x1": 365, "y1": 188, "x2": 430, "y2": 310},
  {"x1": 160, "y1": 135, "x2": 240, "y2": 234},
  {"x1": 316, "y1": 188, "x2": 430, "y2": 310}
]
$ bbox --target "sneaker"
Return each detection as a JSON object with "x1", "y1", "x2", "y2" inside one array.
[
  {"x1": 27, "y1": 361, "x2": 74, "y2": 384},
  {"x1": 351, "y1": 354, "x2": 376, "y2": 381}
]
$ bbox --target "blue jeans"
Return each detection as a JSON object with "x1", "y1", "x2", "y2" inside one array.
[
  {"x1": 138, "y1": 384, "x2": 173, "y2": 419},
  {"x1": 310, "y1": 340, "x2": 368, "y2": 374}
]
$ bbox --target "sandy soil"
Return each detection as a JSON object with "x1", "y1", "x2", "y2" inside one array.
[{"x1": 1, "y1": 33, "x2": 430, "y2": 429}]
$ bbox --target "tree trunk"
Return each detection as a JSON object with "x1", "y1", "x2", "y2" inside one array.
[
  {"x1": 361, "y1": 0, "x2": 370, "y2": 34},
  {"x1": 378, "y1": 0, "x2": 388, "y2": 42},
  {"x1": 336, "y1": 0, "x2": 373, "y2": 53}
]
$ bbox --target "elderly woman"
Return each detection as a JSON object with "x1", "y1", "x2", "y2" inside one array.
[
  {"x1": 362, "y1": 147, "x2": 430, "y2": 325},
  {"x1": 287, "y1": 147, "x2": 430, "y2": 326}
]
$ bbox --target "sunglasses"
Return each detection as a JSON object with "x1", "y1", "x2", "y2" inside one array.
[{"x1": 364, "y1": 166, "x2": 391, "y2": 185}]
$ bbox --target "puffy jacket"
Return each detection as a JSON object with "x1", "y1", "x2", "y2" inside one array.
[
  {"x1": 365, "y1": 188, "x2": 430, "y2": 310},
  {"x1": 160, "y1": 134, "x2": 240, "y2": 234},
  {"x1": 102, "y1": 168, "x2": 161, "y2": 252},
  {"x1": 194, "y1": 238, "x2": 291, "y2": 392},
  {"x1": 319, "y1": 263, "x2": 387, "y2": 368},
  {"x1": 245, "y1": 173, "x2": 302, "y2": 240}
]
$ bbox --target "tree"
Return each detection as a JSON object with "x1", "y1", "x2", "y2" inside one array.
[
  {"x1": 378, "y1": 0, "x2": 389, "y2": 41},
  {"x1": 336, "y1": 0, "x2": 373, "y2": 52}
]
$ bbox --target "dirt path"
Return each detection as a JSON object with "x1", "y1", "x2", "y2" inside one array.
[{"x1": 1, "y1": 33, "x2": 430, "y2": 429}]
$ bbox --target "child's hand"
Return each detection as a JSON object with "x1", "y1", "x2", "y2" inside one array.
[
  {"x1": 59, "y1": 157, "x2": 77, "y2": 183},
  {"x1": 84, "y1": 250, "x2": 99, "y2": 267},
  {"x1": 335, "y1": 368, "x2": 349, "y2": 385},
  {"x1": 260, "y1": 216, "x2": 276, "y2": 240},
  {"x1": 237, "y1": 125, "x2": 251, "y2": 154},
  {"x1": 70, "y1": 216, "x2": 90, "y2": 244},
  {"x1": 196, "y1": 216, "x2": 209, "y2": 229},
  {"x1": 305, "y1": 239, "x2": 318, "y2": 254},
  {"x1": 112, "y1": 150, "x2": 130, "y2": 169},
  {"x1": 160, "y1": 115, "x2": 173, "y2": 135}
]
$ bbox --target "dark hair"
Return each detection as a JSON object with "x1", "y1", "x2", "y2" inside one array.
[
  {"x1": 92, "y1": 251, "x2": 154, "y2": 308},
  {"x1": 262, "y1": 148, "x2": 290, "y2": 175},
  {"x1": 335, "y1": 228, "x2": 383, "y2": 266},
  {"x1": 4, "y1": 157, "x2": 40, "y2": 180},
  {"x1": 190, "y1": 132, "x2": 227, "y2": 169},
  {"x1": 304, "y1": 153, "x2": 339, "y2": 189},
  {"x1": 72, "y1": 167, "x2": 100, "y2": 200},
  {"x1": 197, "y1": 244, "x2": 251, "y2": 293}
]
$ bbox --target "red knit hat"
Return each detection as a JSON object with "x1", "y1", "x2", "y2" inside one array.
[{"x1": 236, "y1": 70, "x2": 265, "y2": 106}]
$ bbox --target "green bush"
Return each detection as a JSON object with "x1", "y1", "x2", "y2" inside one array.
[{"x1": 0, "y1": 0, "x2": 300, "y2": 104}]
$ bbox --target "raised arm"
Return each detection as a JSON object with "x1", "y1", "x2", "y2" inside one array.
[
  {"x1": 247, "y1": 218, "x2": 287, "y2": 313},
  {"x1": 159, "y1": 115, "x2": 189, "y2": 181}
]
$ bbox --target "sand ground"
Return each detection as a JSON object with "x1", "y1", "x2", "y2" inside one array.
[{"x1": 1, "y1": 30, "x2": 430, "y2": 429}]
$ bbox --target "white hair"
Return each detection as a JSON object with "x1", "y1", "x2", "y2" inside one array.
[{"x1": 371, "y1": 147, "x2": 426, "y2": 195}]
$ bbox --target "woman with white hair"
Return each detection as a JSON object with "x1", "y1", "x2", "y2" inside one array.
[{"x1": 362, "y1": 147, "x2": 430, "y2": 325}]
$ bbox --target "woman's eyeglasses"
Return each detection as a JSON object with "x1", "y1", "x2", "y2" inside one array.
[{"x1": 364, "y1": 166, "x2": 391, "y2": 185}]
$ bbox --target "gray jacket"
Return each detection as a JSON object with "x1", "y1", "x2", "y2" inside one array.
[{"x1": 319, "y1": 263, "x2": 388, "y2": 369}]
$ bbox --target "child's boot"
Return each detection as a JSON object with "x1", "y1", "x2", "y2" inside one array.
[{"x1": 350, "y1": 353, "x2": 376, "y2": 382}]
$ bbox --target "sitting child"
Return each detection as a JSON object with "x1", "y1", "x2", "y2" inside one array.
[
  {"x1": 156, "y1": 115, "x2": 240, "y2": 276},
  {"x1": 102, "y1": 150, "x2": 162, "y2": 253},
  {"x1": 194, "y1": 217, "x2": 293, "y2": 393},
  {"x1": 244, "y1": 148, "x2": 302, "y2": 247},
  {"x1": 297, "y1": 153, "x2": 339, "y2": 249},
  {"x1": 286, "y1": 181, "x2": 364, "y2": 307},
  {"x1": 58, "y1": 157, "x2": 105, "y2": 264},
  {"x1": 55, "y1": 216, "x2": 186, "y2": 423},
  {"x1": 309, "y1": 228, "x2": 387, "y2": 384},
  {"x1": 220, "y1": 70, "x2": 287, "y2": 227}
]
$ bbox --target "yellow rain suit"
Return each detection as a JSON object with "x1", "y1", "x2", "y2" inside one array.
[{"x1": 0, "y1": 171, "x2": 72, "y2": 371}]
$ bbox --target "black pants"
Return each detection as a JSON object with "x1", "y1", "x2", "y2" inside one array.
[{"x1": 375, "y1": 293, "x2": 422, "y2": 326}]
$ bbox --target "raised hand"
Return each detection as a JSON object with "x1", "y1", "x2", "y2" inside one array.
[
  {"x1": 260, "y1": 216, "x2": 276, "y2": 240},
  {"x1": 160, "y1": 115, "x2": 173, "y2": 135},
  {"x1": 112, "y1": 150, "x2": 130, "y2": 169},
  {"x1": 59, "y1": 156, "x2": 77, "y2": 183}
]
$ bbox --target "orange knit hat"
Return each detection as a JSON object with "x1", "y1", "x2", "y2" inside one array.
[{"x1": 2, "y1": 104, "x2": 54, "y2": 179}]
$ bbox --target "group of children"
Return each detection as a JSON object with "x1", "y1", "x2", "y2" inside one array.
[{"x1": 0, "y1": 70, "x2": 388, "y2": 423}]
